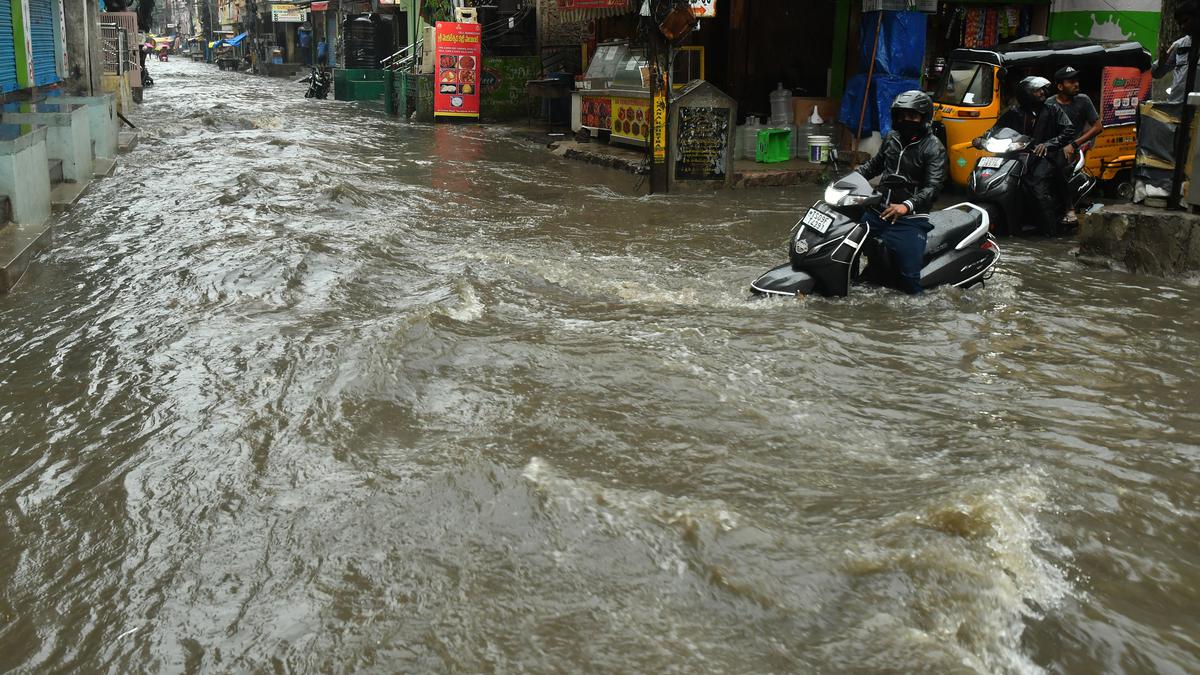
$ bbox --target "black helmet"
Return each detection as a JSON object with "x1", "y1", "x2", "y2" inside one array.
[
  {"x1": 891, "y1": 90, "x2": 934, "y2": 125},
  {"x1": 1053, "y1": 66, "x2": 1080, "y2": 83},
  {"x1": 1016, "y1": 75, "x2": 1051, "y2": 109},
  {"x1": 891, "y1": 90, "x2": 934, "y2": 141}
]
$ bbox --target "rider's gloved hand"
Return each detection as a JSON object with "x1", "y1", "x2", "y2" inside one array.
[
  {"x1": 971, "y1": 137, "x2": 983, "y2": 149},
  {"x1": 881, "y1": 203, "x2": 910, "y2": 222}
]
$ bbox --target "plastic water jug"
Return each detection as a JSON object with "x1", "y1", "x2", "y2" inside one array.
[
  {"x1": 770, "y1": 83, "x2": 793, "y2": 127},
  {"x1": 742, "y1": 117, "x2": 762, "y2": 160}
]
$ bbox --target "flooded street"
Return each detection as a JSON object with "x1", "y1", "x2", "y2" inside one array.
[{"x1": 1, "y1": 59, "x2": 1197, "y2": 672}]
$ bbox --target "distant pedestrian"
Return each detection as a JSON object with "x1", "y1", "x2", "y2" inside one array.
[
  {"x1": 1153, "y1": 0, "x2": 1198, "y2": 103},
  {"x1": 299, "y1": 27, "x2": 312, "y2": 66},
  {"x1": 317, "y1": 38, "x2": 328, "y2": 66}
]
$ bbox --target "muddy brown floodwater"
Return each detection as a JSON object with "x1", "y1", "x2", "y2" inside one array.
[{"x1": 0, "y1": 59, "x2": 1197, "y2": 673}]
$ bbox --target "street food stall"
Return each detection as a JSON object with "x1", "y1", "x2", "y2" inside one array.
[{"x1": 571, "y1": 40, "x2": 652, "y2": 148}]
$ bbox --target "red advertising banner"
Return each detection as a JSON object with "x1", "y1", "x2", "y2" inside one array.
[
  {"x1": 434, "y1": 22, "x2": 481, "y2": 118},
  {"x1": 1100, "y1": 67, "x2": 1151, "y2": 127}
]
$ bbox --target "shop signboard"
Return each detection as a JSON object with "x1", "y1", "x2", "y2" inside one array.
[
  {"x1": 557, "y1": 0, "x2": 627, "y2": 8},
  {"x1": 434, "y1": 21, "x2": 482, "y2": 118},
  {"x1": 1100, "y1": 66, "x2": 1151, "y2": 128},
  {"x1": 675, "y1": 106, "x2": 730, "y2": 180},
  {"x1": 271, "y1": 3, "x2": 306, "y2": 22},
  {"x1": 612, "y1": 97, "x2": 651, "y2": 143}
]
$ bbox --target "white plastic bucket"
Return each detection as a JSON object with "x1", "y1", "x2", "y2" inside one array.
[{"x1": 808, "y1": 135, "x2": 831, "y2": 164}]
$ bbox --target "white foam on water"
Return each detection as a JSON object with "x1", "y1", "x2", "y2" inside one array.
[
  {"x1": 843, "y1": 473, "x2": 1072, "y2": 674},
  {"x1": 443, "y1": 281, "x2": 485, "y2": 322}
]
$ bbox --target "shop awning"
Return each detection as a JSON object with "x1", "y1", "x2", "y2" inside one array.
[
  {"x1": 549, "y1": 0, "x2": 633, "y2": 24},
  {"x1": 226, "y1": 32, "x2": 249, "y2": 47}
]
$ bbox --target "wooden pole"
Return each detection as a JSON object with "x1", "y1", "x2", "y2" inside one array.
[{"x1": 852, "y1": 10, "x2": 883, "y2": 167}]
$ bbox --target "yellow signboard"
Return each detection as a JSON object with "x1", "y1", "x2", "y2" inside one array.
[{"x1": 653, "y1": 90, "x2": 668, "y2": 162}]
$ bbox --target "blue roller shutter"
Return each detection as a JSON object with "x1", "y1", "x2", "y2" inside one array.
[
  {"x1": 0, "y1": 0, "x2": 17, "y2": 93},
  {"x1": 29, "y1": 0, "x2": 58, "y2": 86}
]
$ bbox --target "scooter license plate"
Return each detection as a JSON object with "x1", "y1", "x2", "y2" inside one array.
[
  {"x1": 801, "y1": 209, "x2": 834, "y2": 234},
  {"x1": 977, "y1": 156, "x2": 1004, "y2": 169}
]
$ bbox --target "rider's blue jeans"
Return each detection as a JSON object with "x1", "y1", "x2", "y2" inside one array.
[{"x1": 864, "y1": 211, "x2": 931, "y2": 295}]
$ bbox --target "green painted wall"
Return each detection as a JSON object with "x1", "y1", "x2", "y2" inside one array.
[
  {"x1": 1049, "y1": 10, "x2": 1161, "y2": 52},
  {"x1": 481, "y1": 56, "x2": 539, "y2": 121},
  {"x1": 13, "y1": 0, "x2": 32, "y2": 88}
]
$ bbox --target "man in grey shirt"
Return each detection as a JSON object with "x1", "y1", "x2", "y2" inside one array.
[
  {"x1": 1048, "y1": 66, "x2": 1103, "y2": 224},
  {"x1": 1153, "y1": 1, "x2": 1198, "y2": 103}
]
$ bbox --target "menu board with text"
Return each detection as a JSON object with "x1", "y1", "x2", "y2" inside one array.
[{"x1": 434, "y1": 22, "x2": 482, "y2": 118}]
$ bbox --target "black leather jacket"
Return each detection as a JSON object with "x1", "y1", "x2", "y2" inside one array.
[
  {"x1": 855, "y1": 131, "x2": 948, "y2": 214},
  {"x1": 994, "y1": 103, "x2": 1075, "y2": 152}
]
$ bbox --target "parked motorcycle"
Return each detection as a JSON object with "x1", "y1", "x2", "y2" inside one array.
[
  {"x1": 302, "y1": 67, "x2": 331, "y2": 100},
  {"x1": 751, "y1": 172, "x2": 1000, "y2": 298},
  {"x1": 967, "y1": 127, "x2": 1096, "y2": 236}
]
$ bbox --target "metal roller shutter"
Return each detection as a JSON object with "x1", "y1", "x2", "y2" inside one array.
[
  {"x1": 0, "y1": 0, "x2": 17, "y2": 93},
  {"x1": 29, "y1": 0, "x2": 58, "y2": 86}
]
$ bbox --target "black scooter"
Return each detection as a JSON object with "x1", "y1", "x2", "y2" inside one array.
[
  {"x1": 751, "y1": 172, "x2": 1000, "y2": 297},
  {"x1": 302, "y1": 67, "x2": 331, "y2": 100},
  {"x1": 967, "y1": 127, "x2": 1096, "y2": 236}
]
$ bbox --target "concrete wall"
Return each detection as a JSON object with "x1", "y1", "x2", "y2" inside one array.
[
  {"x1": 537, "y1": 0, "x2": 592, "y2": 49},
  {"x1": 0, "y1": 129, "x2": 52, "y2": 227},
  {"x1": 63, "y1": 0, "x2": 105, "y2": 96},
  {"x1": 1078, "y1": 203, "x2": 1200, "y2": 276}
]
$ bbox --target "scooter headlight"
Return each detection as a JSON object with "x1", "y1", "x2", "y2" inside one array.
[
  {"x1": 823, "y1": 186, "x2": 850, "y2": 205},
  {"x1": 840, "y1": 194, "x2": 873, "y2": 206},
  {"x1": 984, "y1": 138, "x2": 1011, "y2": 153}
]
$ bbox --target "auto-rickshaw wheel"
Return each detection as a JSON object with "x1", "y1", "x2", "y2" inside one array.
[{"x1": 1103, "y1": 170, "x2": 1133, "y2": 200}]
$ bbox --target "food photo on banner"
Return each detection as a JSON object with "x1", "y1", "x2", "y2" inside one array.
[{"x1": 434, "y1": 22, "x2": 482, "y2": 118}]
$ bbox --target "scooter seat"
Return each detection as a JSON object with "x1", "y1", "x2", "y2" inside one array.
[{"x1": 924, "y1": 207, "x2": 985, "y2": 255}]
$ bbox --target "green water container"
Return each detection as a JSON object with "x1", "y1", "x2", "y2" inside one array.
[{"x1": 756, "y1": 128, "x2": 792, "y2": 164}]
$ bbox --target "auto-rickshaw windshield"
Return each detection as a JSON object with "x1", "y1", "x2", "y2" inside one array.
[{"x1": 935, "y1": 62, "x2": 994, "y2": 107}]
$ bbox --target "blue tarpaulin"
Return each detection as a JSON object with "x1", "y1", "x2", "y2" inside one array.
[
  {"x1": 859, "y1": 11, "x2": 927, "y2": 79},
  {"x1": 226, "y1": 32, "x2": 248, "y2": 47},
  {"x1": 839, "y1": 10, "x2": 927, "y2": 137},
  {"x1": 838, "y1": 74, "x2": 923, "y2": 137}
]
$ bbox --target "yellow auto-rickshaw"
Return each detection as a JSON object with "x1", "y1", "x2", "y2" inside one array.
[{"x1": 932, "y1": 40, "x2": 1151, "y2": 195}]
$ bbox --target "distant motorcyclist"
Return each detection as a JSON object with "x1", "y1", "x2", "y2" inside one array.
[
  {"x1": 973, "y1": 76, "x2": 1074, "y2": 236},
  {"x1": 855, "y1": 90, "x2": 947, "y2": 295}
]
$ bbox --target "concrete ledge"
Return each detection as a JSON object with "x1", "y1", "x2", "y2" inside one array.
[
  {"x1": 263, "y1": 63, "x2": 303, "y2": 78},
  {"x1": 0, "y1": 220, "x2": 52, "y2": 292},
  {"x1": 93, "y1": 157, "x2": 116, "y2": 178},
  {"x1": 549, "y1": 140, "x2": 649, "y2": 175},
  {"x1": 1077, "y1": 202, "x2": 1200, "y2": 276},
  {"x1": 118, "y1": 130, "x2": 140, "y2": 153},
  {"x1": 50, "y1": 182, "x2": 87, "y2": 208}
]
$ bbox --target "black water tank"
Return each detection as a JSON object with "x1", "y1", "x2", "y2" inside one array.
[{"x1": 343, "y1": 14, "x2": 395, "y2": 68}]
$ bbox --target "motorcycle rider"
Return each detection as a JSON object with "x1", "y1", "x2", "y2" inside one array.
[
  {"x1": 973, "y1": 76, "x2": 1074, "y2": 236},
  {"x1": 854, "y1": 90, "x2": 947, "y2": 295},
  {"x1": 1049, "y1": 65, "x2": 1102, "y2": 224}
]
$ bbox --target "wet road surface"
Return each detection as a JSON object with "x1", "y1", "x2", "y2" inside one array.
[{"x1": 0, "y1": 59, "x2": 1197, "y2": 673}]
